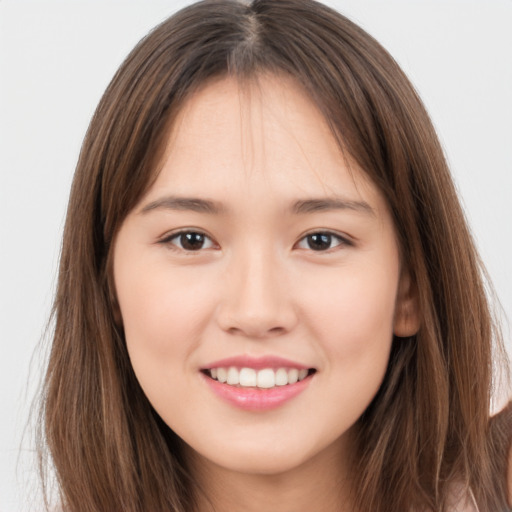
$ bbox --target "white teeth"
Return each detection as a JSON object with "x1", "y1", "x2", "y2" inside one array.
[
  {"x1": 257, "y1": 368, "x2": 275, "y2": 388},
  {"x1": 217, "y1": 367, "x2": 227, "y2": 383},
  {"x1": 287, "y1": 368, "x2": 299, "y2": 384},
  {"x1": 227, "y1": 367, "x2": 239, "y2": 385},
  {"x1": 207, "y1": 366, "x2": 312, "y2": 388},
  {"x1": 239, "y1": 368, "x2": 256, "y2": 387},
  {"x1": 275, "y1": 368, "x2": 288, "y2": 386}
]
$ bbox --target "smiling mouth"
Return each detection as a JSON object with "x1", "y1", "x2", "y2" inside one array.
[{"x1": 202, "y1": 367, "x2": 316, "y2": 389}]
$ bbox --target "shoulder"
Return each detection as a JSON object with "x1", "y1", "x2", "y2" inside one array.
[
  {"x1": 442, "y1": 401, "x2": 512, "y2": 511},
  {"x1": 451, "y1": 401, "x2": 512, "y2": 511}
]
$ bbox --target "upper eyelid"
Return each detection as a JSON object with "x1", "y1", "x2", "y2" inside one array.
[
  {"x1": 159, "y1": 228, "x2": 214, "y2": 242},
  {"x1": 296, "y1": 229, "x2": 353, "y2": 244}
]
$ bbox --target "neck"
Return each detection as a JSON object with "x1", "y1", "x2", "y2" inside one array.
[{"x1": 187, "y1": 437, "x2": 356, "y2": 512}]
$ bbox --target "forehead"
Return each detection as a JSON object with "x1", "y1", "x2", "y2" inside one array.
[{"x1": 148, "y1": 73, "x2": 384, "y2": 213}]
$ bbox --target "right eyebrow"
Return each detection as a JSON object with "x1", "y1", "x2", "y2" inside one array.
[{"x1": 139, "y1": 196, "x2": 226, "y2": 215}]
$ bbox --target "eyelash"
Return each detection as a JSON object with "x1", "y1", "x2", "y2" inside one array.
[{"x1": 158, "y1": 229, "x2": 352, "y2": 253}]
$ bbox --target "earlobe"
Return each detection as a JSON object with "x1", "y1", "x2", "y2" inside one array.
[{"x1": 393, "y1": 270, "x2": 421, "y2": 337}]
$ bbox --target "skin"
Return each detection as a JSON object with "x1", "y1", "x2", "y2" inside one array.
[{"x1": 113, "y1": 73, "x2": 419, "y2": 512}]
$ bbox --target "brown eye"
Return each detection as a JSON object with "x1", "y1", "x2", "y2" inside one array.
[
  {"x1": 180, "y1": 232, "x2": 206, "y2": 250},
  {"x1": 296, "y1": 232, "x2": 349, "y2": 251},
  {"x1": 163, "y1": 231, "x2": 216, "y2": 252},
  {"x1": 307, "y1": 233, "x2": 332, "y2": 251}
]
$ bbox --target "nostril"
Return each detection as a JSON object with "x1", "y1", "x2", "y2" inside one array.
[{"x1": 225, "y1": 325, "x2": 287, "y2": 338}]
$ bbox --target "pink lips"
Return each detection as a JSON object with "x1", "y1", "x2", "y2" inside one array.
[
  {"x1": 201, "y1": 355, "x2": 314, "y2": 411},
  {"x1": 203, "y1": 355, "x2": 310, "y2": 371}
]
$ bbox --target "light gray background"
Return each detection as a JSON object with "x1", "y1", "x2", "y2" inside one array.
[{"x1": 1, "y1": 1, "x2": 511, "y2": 510}]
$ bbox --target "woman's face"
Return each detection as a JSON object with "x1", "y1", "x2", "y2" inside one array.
[{"x1": 113, "y1": 74, "x2": 417, "y2": 478}]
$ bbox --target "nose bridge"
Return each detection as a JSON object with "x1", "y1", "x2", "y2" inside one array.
[{"x1": 217, "y1": 241, "x2": 296, "y2": 337}]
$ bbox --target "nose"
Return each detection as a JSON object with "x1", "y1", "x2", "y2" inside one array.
[{"x1": 216, "y1": 248, "x2": 298, "y2": 339}]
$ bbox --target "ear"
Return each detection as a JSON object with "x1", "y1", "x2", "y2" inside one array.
[{"x1": 393, "y1": 269, "x2": 420, "y2": 337}]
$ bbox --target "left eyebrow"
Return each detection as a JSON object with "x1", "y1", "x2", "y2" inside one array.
[{"x1": 292, "y1": 198, "x2": 375, "y2": 216}]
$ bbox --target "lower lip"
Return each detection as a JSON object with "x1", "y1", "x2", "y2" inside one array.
[{"x1": 202, "y1": 373, "x2": 312, "y2": 411}]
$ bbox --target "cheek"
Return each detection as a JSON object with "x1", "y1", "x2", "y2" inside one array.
[
  {"x1": 299, "y1": 259, "x2": 399, "y2": 373},
  {"x1": 114, "y1": 260, "x2": 222, "y2": 423},
  {"x1": 115, "y1": 260, "x2": 217, "y2": 368},
  {"x1": 307, "y1": 260, "x2": 397, "y2": 325},
  {"x1": 298, "y1": 267, "x2": 398, "y2": 427}
]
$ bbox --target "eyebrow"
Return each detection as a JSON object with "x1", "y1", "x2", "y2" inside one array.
[
  {"x1": 140, "y1": 196, "x2": 226, "y2": 215},
  {"x1": 140, "y1": 195, "x2": 375, "y2": 216},
  {"x1": 292, "y1": 198, "x2": 375, "y2": 216}
]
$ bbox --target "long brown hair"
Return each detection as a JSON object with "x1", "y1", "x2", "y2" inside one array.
[{"x1": 39, "y1": 1, "x2": 511, "y2": 510}]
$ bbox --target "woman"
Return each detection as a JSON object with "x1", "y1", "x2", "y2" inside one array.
[{"x1": 39, "y1": 0, "x2": 512, "y2": 510}]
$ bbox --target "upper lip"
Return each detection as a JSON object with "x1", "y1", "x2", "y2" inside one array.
[{"x1": 202, "y1": 355, "x2": 312, "y2": 370}]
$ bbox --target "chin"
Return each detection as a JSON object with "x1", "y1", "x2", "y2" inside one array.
[
  {"x1": 208, "y1": 451, "x2": 311, "y2": 476},
  {"x1": 184, "y1": 430, "x2": 346, "y2": 478}
]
